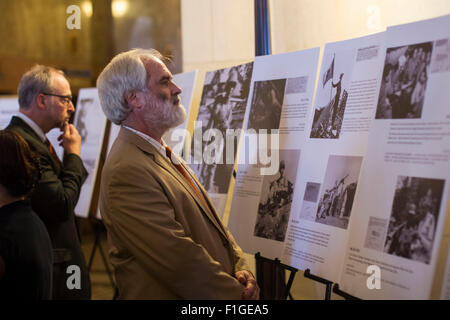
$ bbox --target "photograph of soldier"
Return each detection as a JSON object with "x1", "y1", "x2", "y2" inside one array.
[
  {"x1": 73, "y1": 96, "x2": 102, "y2": 180},
  {"x1": 315, "y1": 155, "x2": 363, "y2": 229},
  {"x1": 384, "y1": 176, "x2": 444, "y2": 264},
  {"x1": 310, "y1": 52, "x2": 351, "y2": 139},
  {"x1": 190, "y1": 63, "x2": 253, "y2": 194},
  {"x1": 254, "y1": 150, "x2": 300, "y2": 242},
  {"x1": 75, "y1": 98, "x2": 92, "y2": 143},
  {"x1": 247, "y1": 79, "x2": 286, "y2": 131},
  {"x1": 375, "y1": 41, "x2": 433, "y2": 119}
]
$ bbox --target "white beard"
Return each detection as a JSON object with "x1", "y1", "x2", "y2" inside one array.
[{"x1": 144, "y1": 92, "x2": 186, "y2": 132}]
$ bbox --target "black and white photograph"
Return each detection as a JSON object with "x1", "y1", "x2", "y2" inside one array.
[
  {"x1": 304, "y1": 182, "x2": 321, "y2": 203},
  {"x1": 384, "y1": 176, "x2": 445, "y2": 264},
  {"x1": 375, "y1": 41, "x2": 433, "y2": 119},
  {"x1": 72, "y1": 88, "x2": 108, "y2": 218},
  {"x1": 190, "y1": 62, "x2": 253, "y2": 194},
  {"x1": 75, "y1": 98, "x2": 92, "y2": 144},
  {"x1": 247, "y1": 79, "x2": 286, "y2": 131},
  {"x1": 310, "y1": 50, "x2": 353, "y2": 139},
  {"x1": 253, "y1": 149, "x2": 300, "y2": 242},
  {"x1": 298, "y1": 182, "x2": 321, "y2": 222},
  {"x1": 364, "y1": 217, "x2": 389, "y2": 251},
  {"x1": 74, "y1": 97, "x2": 99, "y2": 176},
  {"x1": 315, "y1": 155, "x2": 363, "y2": 229},
  {"x1": 431, "y1": 38, "x2": 450, "y2": 73},
  {"x1": 286, "y1": 76, "x2": 308, "y2": 95}
]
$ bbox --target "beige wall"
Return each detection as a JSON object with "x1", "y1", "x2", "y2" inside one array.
[
  {"x1": 269, "y1": 0, "x2": 450, "y2": 54},
  {"x1": 181, "y1": 0, "x2": 254, "y2": 72},
  {"x1": 113, "y1": 0, "x2": 182, "y2": 73},
  {"x1": 180, "y1": 0, "x2": 255, "y2": 168},
  {"x1": 181, "y1": 0, "x2": 450, "y2": 300}
]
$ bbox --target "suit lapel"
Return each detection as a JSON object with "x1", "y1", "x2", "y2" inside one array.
[
  {"x1": 153, "y1": 152, "x2": 229, "y2": 240},
  {"x1": 119, "y1": 128, "x2": 228, "y2": 240},
  {"x1": 180, "y1": 161, "x2": 228, "y2": 235},
  {"x1": 8, "y1": 117, "x2": 61, "y2": 171}
]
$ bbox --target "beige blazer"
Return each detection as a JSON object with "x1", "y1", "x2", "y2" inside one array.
[{"x1": 99, "y1": 128, "x2": 249, "y2": 299}]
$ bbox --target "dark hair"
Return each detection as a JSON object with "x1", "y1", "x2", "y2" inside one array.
[
  {"x1": 0, "y1": 130, "x2": 41, "y2": 197},
  {"x1": 18, "y1": 64, "x2": 65, "y2": 109}
]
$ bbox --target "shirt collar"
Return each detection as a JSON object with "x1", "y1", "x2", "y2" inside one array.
[
  {"x1": 122, "y1": 126, "x2": 197, "y2": 186},
  {"x1": 15, "y1": 112, "x2": 46, "y2": 142},
  {"x1": 122, "y1": 125, "x2": 168, "y2": 158}
]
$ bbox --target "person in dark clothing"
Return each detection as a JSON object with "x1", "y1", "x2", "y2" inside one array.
[
  {"x1": 6, "y1": 65, "x2": 91, "y2": 299},
  {"x1": 0, "y1": 130, "x2": 53, "y2": 300}
]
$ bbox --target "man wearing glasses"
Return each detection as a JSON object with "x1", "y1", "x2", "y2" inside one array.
[{"x1": 6, "y1": 65, "x2": 91, "y2": 299}]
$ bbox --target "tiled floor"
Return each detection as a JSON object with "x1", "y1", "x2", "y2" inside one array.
[{"x1": 80, "y1": 224, "x2": 116, "y2": 300}]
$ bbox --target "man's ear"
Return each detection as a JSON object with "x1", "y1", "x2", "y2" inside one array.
[
  {"x1": 35, "y1": 93, "x2": 47, "y2": 110},
  {"x1": 125, "y1": 90, "x2": 144, "y2": 110}
]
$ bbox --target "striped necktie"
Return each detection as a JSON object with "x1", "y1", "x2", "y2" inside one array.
[
  {"x1": 165, "y1": 146, "x2": 208, "y2": 207},
  {"x1": 45, "y1": 138, "x2": 62, "y2": 165}
]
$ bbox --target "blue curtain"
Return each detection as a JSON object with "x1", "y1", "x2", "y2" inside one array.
[{"x1": 254, "y1": 0, "x2": 271, "y2": 56}]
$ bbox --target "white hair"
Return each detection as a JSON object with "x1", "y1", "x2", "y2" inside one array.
[{"x1": 96, "y1": 48, "x2": 164, "y2": 125}]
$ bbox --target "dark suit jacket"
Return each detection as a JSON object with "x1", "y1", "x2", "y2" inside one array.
[
  {"x1": 6, "y1": 116, "x2": 91, "y2": 299},
  {"x1": 0, "y1": 200, "x2": 53, "y2": 300}
]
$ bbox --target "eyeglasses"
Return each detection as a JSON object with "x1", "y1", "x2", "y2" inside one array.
[{"x1": 41, "y1": 92, "x2": 73, "y2": 106}]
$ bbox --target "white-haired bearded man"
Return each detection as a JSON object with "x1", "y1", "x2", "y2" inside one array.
[{"x1": 97, "y1": 49, "x2": 259, "y2": 300}]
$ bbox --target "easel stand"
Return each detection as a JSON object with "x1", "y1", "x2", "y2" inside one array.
[
  {"x1": 303, "y1": 269, "x2": 361, "y2": 300},
  {"x1": 332, "y1": 283, "x2": 361, "y2": 300},
  {"x1": 87, "y1": 217, "x2": 117, "y2": 298},
  {"x1": 304, "y1": 269, "x2": 333, "y2": 300},
  {"x1": 255, "y1": 252, "x2": 298, "y2": 300}
]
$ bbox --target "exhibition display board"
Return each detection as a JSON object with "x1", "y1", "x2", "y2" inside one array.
[
  {"x1": 228, "y1": 14, "x2": 450, "y2": 300},
  {"x1": 0, "y1": 96, "x2": 19, "y2": 129},
  {"x1": 338, "y1": 14, "x2": 450, "y2": 300},
  {"x1": 189, "y1": 63, "x2": 254, "y2": 217},
  {"x1": 227, "y1": 48, "x2": 320, "y2": 260},
  {"x1": 281, "y1": 32, "x2": 385, "y2": 283},
  {"x1": 71, "y1": 88, "x2": 108, "y2": 218},
  {"x1": 1, "y1": 13, "x2": 449, "y2": 300}
]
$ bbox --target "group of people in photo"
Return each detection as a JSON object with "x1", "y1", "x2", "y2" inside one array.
[
  {"x1": 193, "y1": 64, "x2": 253, "y2": 194},
  {"x1": 376, "y1": 42, "x2": 432, "y2": 119},
  {"x1": 385, "y1": 177, "x2": 443, "y2": 264}
]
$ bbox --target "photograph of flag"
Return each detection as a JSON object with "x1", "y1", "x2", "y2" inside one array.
[{"x1": 323, "y1": 57, "x2": 334, "y2": 87}]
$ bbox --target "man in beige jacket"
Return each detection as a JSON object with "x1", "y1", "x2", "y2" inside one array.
[{"x1": 97, "y1": 49, "x2": 259, "y2": 300}]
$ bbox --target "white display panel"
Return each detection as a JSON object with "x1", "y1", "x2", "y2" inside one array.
[
  {"x1": 280, "y1": 32, "x2": 386, "y2": 283},
  {"x1": 189, "y1": 63, "x2": 254, "y2": 217},
  {"x1": 228, "y1": 47, "x2": 320, "y2": 259},
  {"x1": 340, "y1": 14, "x2": 450, "y2": 299},
  {"x1": 0, "y1": 96, "x2": 19, "y2": 129},
  {"x1": 72, "y1": 88, "x2": 108, "y2": 218}
]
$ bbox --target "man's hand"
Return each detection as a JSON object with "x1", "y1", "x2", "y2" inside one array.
[
  {"x1": 236, "y1": 270, "x2": 260, "y2": 300},
  {"x1": 58, "y1": 123, "x2": 82, "y2": 156}
]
